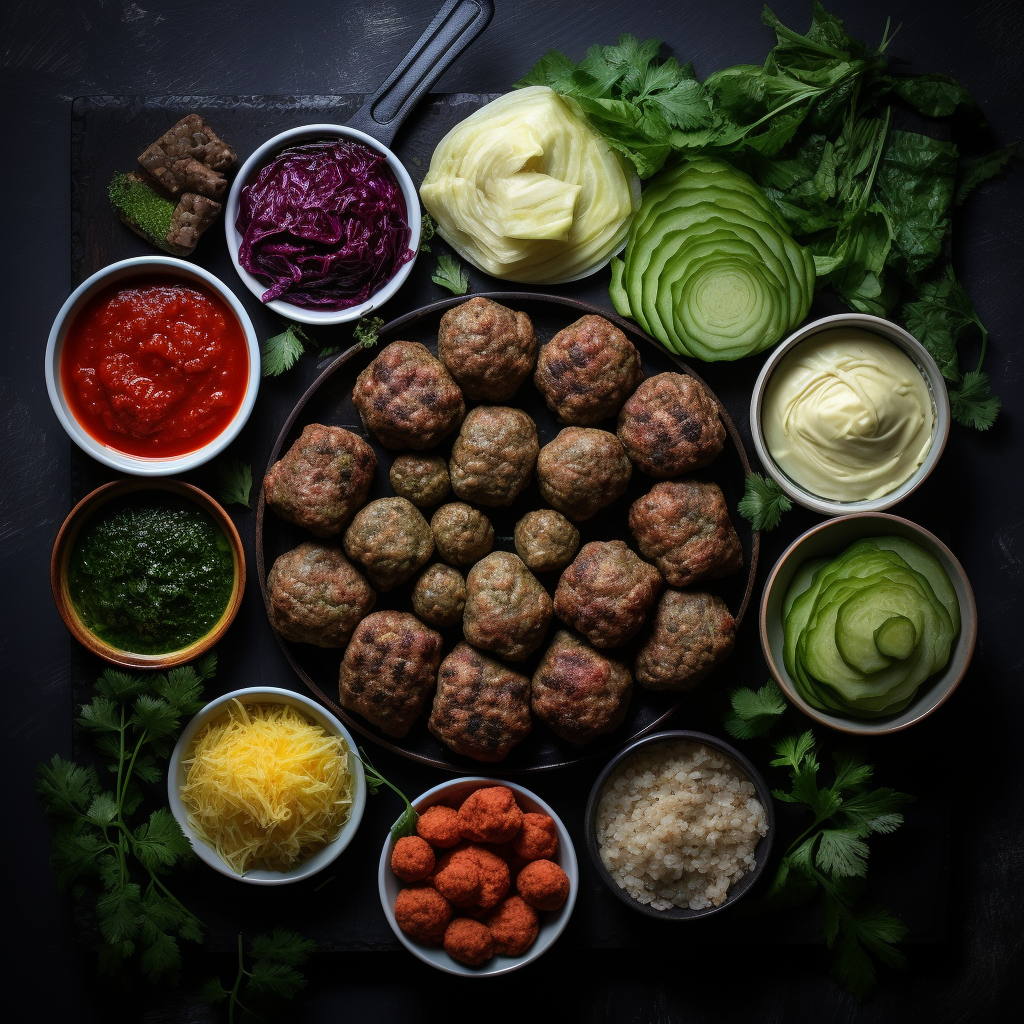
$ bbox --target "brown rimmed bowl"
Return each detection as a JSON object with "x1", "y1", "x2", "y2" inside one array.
[
  {"x1": 51, "y1": 478, "x2": 246, "y2": 669},
  {"x1": 760, "y1": 512, "x2": 977, "y2": 735},
  {"x1": 584, "y1": 730, "x2": 775, "y2": 920}
]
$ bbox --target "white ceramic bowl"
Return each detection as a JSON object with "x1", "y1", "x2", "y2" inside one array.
[
  {"x1": 750, "y1": 313, "x2": 950, "y2": 516},
  {"x1": 168, "y1": 686, "x2": 366, "y2": 885},
  {"x1": 379, "y1": 776, "x2": 577, "y2": 976},
  {"x1": 45, "y1": 256, "x2": 260, "y2": 476},
  {"x1": 225, "y1": 124, "x2": 421, "y2": 326},
  {"x1": 760, "y1": 513, "x2": 977, "y2": 735}
]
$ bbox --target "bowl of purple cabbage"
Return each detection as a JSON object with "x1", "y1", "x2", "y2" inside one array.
[{"x1": 226, "y1": 124, "x2": 420, "y2": 325}]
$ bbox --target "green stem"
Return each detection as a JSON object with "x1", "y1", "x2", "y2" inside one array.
[{"x1": 229, "y1": 933, "x2": 244, "y2": 1024}]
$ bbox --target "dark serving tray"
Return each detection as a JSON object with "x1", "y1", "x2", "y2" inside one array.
[{"x1": 67, "y1": 94, "x2": 950, "y2": 950}]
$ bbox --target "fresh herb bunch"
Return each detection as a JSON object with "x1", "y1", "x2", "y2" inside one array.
[
  {"x1": 201, "y1": 929, "x2": 316, "y2": 1024},
  {"x1": 216, "y1": 459, "x2": 253, "y2": 508},
  {"x1": 261, "y1": 322, "x2": 314, "y2": 377},
  {"x1": 738, "y1": 472, "x2": 793, "y2": 531},
  {"x1": 355, "y1": 747, "x2": 418, "y2": 840},
  {"x1": 354, "y1": 315, "x2": 385, "y2": 349},
  {"x1": 35, "y1": 655, "x2": 217, "y2": 982},
  {"x1": 520, "y1": 3, "x2": 1015, "y2": 427},
  {"x1": 432, "y1": 253, "x2": 470, "y2": 295},
  {"x1": 724, "y1": 681, "x2": 912, "y2": 997}
]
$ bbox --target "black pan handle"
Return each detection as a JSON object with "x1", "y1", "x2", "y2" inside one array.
[{"x1": 347, "y1": 0, "x2": 494, "y2": 148}]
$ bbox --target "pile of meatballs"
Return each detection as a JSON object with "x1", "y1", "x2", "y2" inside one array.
[{"x1": 263, "y1": 296, "x2": 743, "y2": 763}]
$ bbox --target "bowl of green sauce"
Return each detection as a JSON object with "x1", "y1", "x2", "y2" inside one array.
[{"x1": 51, "y1": 479, "x2": 245, "y2": 668}]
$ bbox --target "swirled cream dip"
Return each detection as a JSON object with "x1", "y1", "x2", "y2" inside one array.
[{"x1": 762, "y1": 328, "x2": 934, "y2": 502}]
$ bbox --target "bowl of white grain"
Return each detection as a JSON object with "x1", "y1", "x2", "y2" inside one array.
[{"x1": 584, "y1": 730, "x2": 775, "y2": 919}]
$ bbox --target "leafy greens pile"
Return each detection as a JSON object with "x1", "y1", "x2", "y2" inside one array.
[{"x1": 519, "y1": 2, "x2": 1015, "y2": 427}]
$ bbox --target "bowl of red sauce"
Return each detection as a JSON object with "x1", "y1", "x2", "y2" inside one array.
[{"x1": 45, "y1": 256, "x2": 260, "y2": 475}]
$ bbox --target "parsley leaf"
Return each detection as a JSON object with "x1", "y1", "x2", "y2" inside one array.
[
  {"x1": 420, "y1": 209, "x2": 437, "y2": 252},
  {"x1": 354, "y1": 315, "x2": 385, "y2": 349},
  {"x1": 738, "y1": 472, "x2": 792, "y2": 531},
  {"x1": 262, "y1": 323, "x2": 311, "y2": 377},
  {"x1": 955, "y1": 143, "x2": 1021, "y2": 205},
  {"x1": 950, "y1": 370, "x2": 1000, "y2": 431},
  {"x1": 723, "y1": 680, "x2": 788, "y2": 738},
  {"x1": 355, "y1": 748, "x2": 419, "y2": 840},
  {"x1": 432, "y1": 254, "x2": 469, "y2": 295},
  {"x1": 216, "y1": 458, "x2": 253, "y2": 508}
]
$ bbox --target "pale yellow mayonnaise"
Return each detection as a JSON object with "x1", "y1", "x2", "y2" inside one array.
[{"x1": 762, "y1": 328, "x2": 934, "y2": 502}]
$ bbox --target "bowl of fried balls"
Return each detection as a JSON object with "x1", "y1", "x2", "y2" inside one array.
[{"x1": 378, "y1": 779, "x2": 577, "y2": 976}]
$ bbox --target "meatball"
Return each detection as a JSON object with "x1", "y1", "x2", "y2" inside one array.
[
  {"x1": 617, "y1": 372, "x2": 725, "y2": 477},
  {"x1": 263, "y1": 423, "x2": 376, "y2": 537},
  {"x1": 554, "y1": 540, "x2": 662, "y2": 648},
  {"x1": 458, "y1": 787, "x2": 524, "y2": 844},
  {"x1": 391, "y1": 836, "x2": 436, "y2": 883},
  {"x1": 534, "y1": 315, "x2": 643, "y2": 425},
  {"x1": 352, "y1": 340, "x2": 465, "y2": 450},
  {"x1": 433, "y1": 845, "x2": 510, "y2": 909},
  {"x1": 437, "y1": 296, "x2": 537, "y2": 401},
  {"x1": 635, "y1": 590, "x2": 736, "y2": 691},
  {"x1": 512, "y1": 814, "x2": 558, "y2": 861},
  {"x1": 429, "y1": 642, "x2": 532, "y2": 762},
  {"x1": 531, "y1": 630, "x2": 633, "y2": 745},
  {"x1": 338, "y1": 610, "x2": 443, "y2": 738},
  {"x1": 389, "y1": 453, "x2": 450, "y2": 507},
  {"x1": 535, "y1": 427, "x2": 632, "y2": 521},
  {"x1": 343, "y1": 497, "x2": 434, "y2": 591},
  {"x1": 412, "y1": 563, "x2": 467, "y2": 628},
  {"x1": 417, "y1": 805, "x2": 462, "y2": 849},
  {"x1": 485, "y1": 896, "x2": 539, "y2": 957},
  {"x1": 514, "y1": 510, "x2": 580, "y2": 573},
  {"x1": 517, "y1": 860, "x2": 570, "y2": 912},
  {"x1": 628, "y1": 480, "x2": 743, "y2": 586},
  {"x1": 266, "y1": 542, "x2": 375, "y2": 647},
  {"x1": 431, "y1": 503, "x2": 494, "y2": 566},
  {"x1": 394, "y1": 886, "x2": 451, "y2": 945},
  {"x1": 444, "y1": 918, "x2": 494, "y2": 966},
  {"x1": 449, "y1": 406, "x2": 539, "y2": 507},
  {"x1": 463, "y1": 552, "x2": 553, "y2": 662}
]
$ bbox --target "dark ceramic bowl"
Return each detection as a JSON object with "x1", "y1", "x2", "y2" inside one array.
[{"x1": 585, "y1": 730, "x2": 775, "y2": 920}]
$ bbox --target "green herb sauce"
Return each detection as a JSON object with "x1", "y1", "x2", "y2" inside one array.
[{"x1": 68, "y1": 496, "x2": 235, "y2": 655}]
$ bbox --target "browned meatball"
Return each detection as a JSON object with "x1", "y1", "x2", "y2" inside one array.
[
  {"x1": 617, "y1": 373, "x2": 725, "y2": 477},
  {"x1": 534, "y1": 315, "x2": 643, "y2": 425},
  {"x1": 352, "y1": 340, "x2": 465, "y2": 450},
  {"x1": 437, "y1": 296, "x2": 537, "y2": 401},
  {"x1": 263, "y1": 423, "x2": 376, "y2": 537},
  {"x1": 462, "y1": 552, "x2": 553, "y2": 662},
  {"x1": 635, "y1": 590, "x2": 736, "y2": 691},
  {"x1": 430, "y1": 503, "x2": 494, "y2": 566},
  {"x1": 554, "y1": 540, "x2": 661, "y2": 648},
  {"x1": 536, "y1": 427, "x2": 632, "y2": 521},
  {"x1": 338, "y1": 610, "x2": 443, "y2": 737},
  {"x1": 531, "y1": 631, "x2": 633, "y2": 745},
  {"x1": 411, "y1": 563, "x2": 467, "y2": 628},
  {"x1": 428, "y1": 642, "x2": 532, "y2": 762},
  {"x1": 628, "y1": 480, "x2": 743, "y2": 587},
  {"x1": 514, "y1": 509, "x2": 580, "y2": 573},
  {"x1": 449, "y1": 406, "x2": 539, "y2": 507},
  {"x1": 389, "y1": 453, "x2": 450, "y2": 507},
  {"x1": 266, "y1": 542, "x2": 375, "y2": 647},
  {"x1": 342, "y1": 497, "x2": 434, "y2": 592}
]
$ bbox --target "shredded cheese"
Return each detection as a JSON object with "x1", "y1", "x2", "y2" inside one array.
[{"x1": 180, "y1": 700, "x2": 355, "y2": 874}]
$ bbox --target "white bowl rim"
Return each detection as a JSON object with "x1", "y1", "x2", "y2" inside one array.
[
  {"x1": 759, "y1": 511, "x2": 978, "y2": 735},
  {"x1": 44, "y1": 255, "x2": 261, "y2": 477},
  {"x1": 377, "y1": 775, "x2": 578, "y2": 977},
  {"x1": 749, "y1": 312, "x2": 951, "y2": 516},
  {"x1": 224, "y1": 123, "x2": 421, "y2": 326},
  {"x1": 167, "y1": 686, "x2": 367, "y2": 885}
]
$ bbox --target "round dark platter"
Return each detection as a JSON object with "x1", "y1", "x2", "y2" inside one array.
[{"x1": 255, "y1": 292, "x2": 760, "y2": 772}]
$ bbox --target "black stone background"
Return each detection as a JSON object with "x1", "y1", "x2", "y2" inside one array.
[{"x1": 3, "y1": 1, "x2": 1021, "y2": 1021}]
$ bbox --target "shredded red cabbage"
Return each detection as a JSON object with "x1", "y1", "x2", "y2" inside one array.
[{"x1": 236, "y1": 140, "x2": 414, "y2": 311}]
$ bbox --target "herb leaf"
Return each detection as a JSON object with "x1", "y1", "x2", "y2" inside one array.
[
  {"x1": 354, "y1": 315, "x2": 385, "y2": 349},
  {"x1": 738, "y1": 472, "x2": 792, "y2": 531},
  {"x1": 723, "y1": 681, "x2": 788, "y2": 738},
  {"x1": 949, "y1": 369, "x2": 1000, "y2": 431},
  {"x1": 955, "y1": 143, "x2": 1021, "y2": 205},
  {"x1": 432, "y1": 254, "x2": 469, "y2": 295},
  {"x1": 262, "y1": 323, "x2": 311, "y2": 377},
  {"x1": 216, "y1": 458, "x2": 253, "y2": 508},
  {"x1": 355, "y1": 747, "x2": 419, "y2": 840}
]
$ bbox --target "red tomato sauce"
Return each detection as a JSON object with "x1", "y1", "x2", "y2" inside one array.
[{"x1": 61, "y1": 277, "x2": 249, "y2": 458}]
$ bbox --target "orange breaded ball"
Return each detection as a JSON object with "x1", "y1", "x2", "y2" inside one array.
[
  {"x1": 393, "y1": 886, "x2": 452, "y2": 945},
  {"x1": 433, "y1": 844, "x2": 511, "y2": 908},
  {"x1": 485, "y1": 895, "x2": 540, "y2": 956},
  {"x1": 517, "y1": 859, "x2": 570, "y2": 912},
  {"x1": 444, "y1": 917, "x2": 495, "y2": 966},
  {"x1": 458, "y1": 786, "x2": 524, "y2": 843},
  {"x1": 416, "y1": 804, "x2": 462, "y2": 848},
  {"x1": 511, "y1": 812, "x2": 558, "y2": 861},
  {"x1": 391, "y1": 835, "x2": 436, "y2": 882}
]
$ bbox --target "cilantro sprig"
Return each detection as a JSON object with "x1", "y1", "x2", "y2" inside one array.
[
  {"x1": 35, "y1": 655, "x2": 218, "y2": 982},
  {"x1": 216, "y1": 459, "x2": 253, "y2": 508},
  {"x1": 432, "y1": 254, "x2": 469, "y2": 295},
  {"x1": 738, "y1": 472, "x2": 793, "y2": 531},
  {"x1": 355, "y1": 748, "x2": 418, "y2": 841}
]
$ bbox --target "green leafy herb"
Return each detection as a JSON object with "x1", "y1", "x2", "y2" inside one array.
[
  {"x1": 261, "y1": 323, "x2": 312, "y2": 377},
  {"x1": 738, "y1": 472, "x2": 792, "y2": 531},
  {"x1": 420, "y1": 210, "x2": 437, "y2": 253},
  {"x1": 723, "y1": 680, "x2": 788, "y2": 738},
  {"x1": 955, "y1": 143, "x2": 1020, "y2": 205},
  {"x1": 216, "y1": 459, "x2": 253, "y2": 508},
  {"x1": 432, "y1": 254, "x2": 469, "y2": 295},
  {"x1": 353, "y1": 316, "x2": 385, "y2": 349},
  {"x1": 36, "y1": 654, "x2": 218, "y2": 982},
  {"x1": 355, "y1": 748, "x2": 418, "y2": 840},
  {"x1": 201, "y1": 929, "x2": 316, "y2": 1024}
]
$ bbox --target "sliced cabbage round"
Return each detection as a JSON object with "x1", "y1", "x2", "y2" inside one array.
[
  {"x1": 420, "y1": 86, "x2": 639, "y2": 284},
  {"x1": 609, "y1": 156, "x2": 815, "y2": 361}
]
